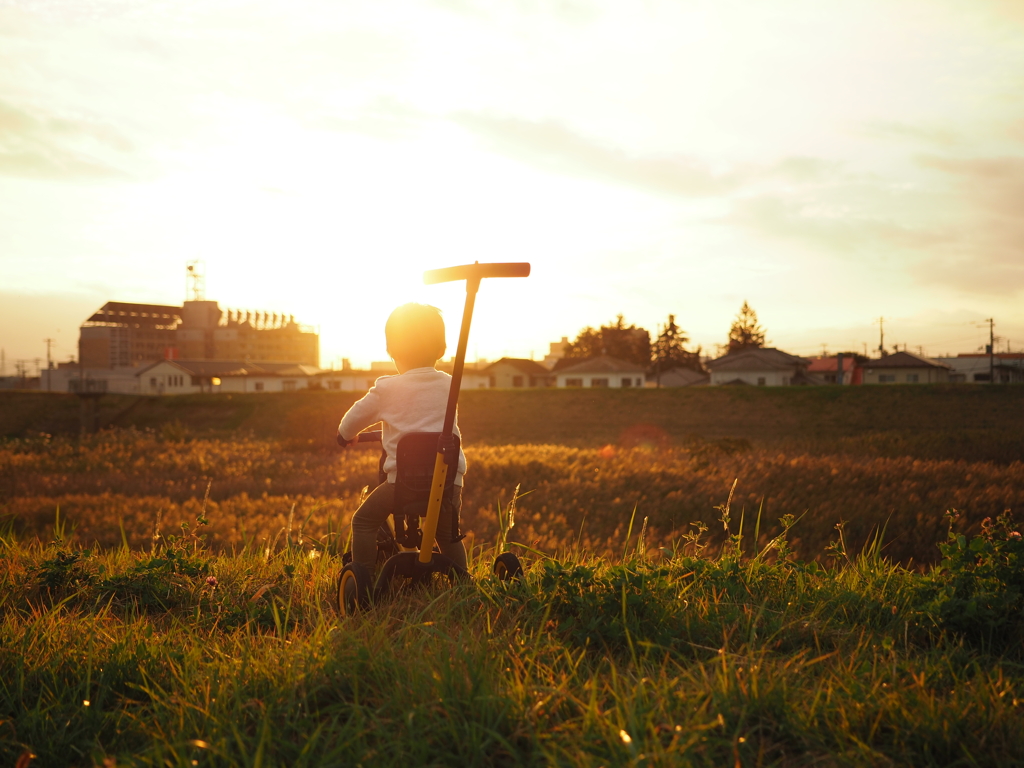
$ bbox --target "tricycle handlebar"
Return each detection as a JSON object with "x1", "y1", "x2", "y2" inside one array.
[{"x1": 337, "y1": 430, "x2": 382, "y2": 447}]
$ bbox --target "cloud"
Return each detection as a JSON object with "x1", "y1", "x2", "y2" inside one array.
[
  {"x1": 452, "y1": 112, "x2": 740, "y2": 198},
  {"x1": 862, "y1": 120, "x2": 961, "y2": 147},
  {"x1": 0, "y1": 99, "x2": 135, "y2": 180},
  {"x1": 721, "y1": 149, "x2": 1024, "y2": 297},
  {"x1": 727, "y1": 194, "x2": 951, "y2": 254}
]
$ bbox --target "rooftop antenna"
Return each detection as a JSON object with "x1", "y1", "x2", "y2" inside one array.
[{"x1": 186, "y1": 260, "x2": 206, "y2": 302}]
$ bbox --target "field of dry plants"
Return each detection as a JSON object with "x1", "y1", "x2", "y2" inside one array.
[{"x1": 2, "y1": 385, "x2": 1023, "y2": 564}]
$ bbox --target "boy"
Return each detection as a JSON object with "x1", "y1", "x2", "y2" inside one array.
[{"x1": 337, "y1": 303, "x2": 468, "y2": 572}]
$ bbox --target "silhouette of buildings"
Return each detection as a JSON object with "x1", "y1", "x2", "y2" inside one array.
[{"x1": 79, "y1": 300, "x2": 318, "y2": 369}]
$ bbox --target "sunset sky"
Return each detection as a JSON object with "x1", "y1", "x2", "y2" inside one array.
[{"x1": 2, "y1": 0, "x2": 1023, "y2": 370}]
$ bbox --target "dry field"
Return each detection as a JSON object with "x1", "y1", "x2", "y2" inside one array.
[{"x1": 2, "y1": 423, "x2": 1022, "y2": 565}]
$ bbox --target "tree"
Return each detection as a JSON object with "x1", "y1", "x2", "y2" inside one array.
[
  {"x1": 727, "y1": 301, "x2": 766, "y2": 354},
  {"x1": 562, "y1": 315, "x2": 652, "y2": 369},
  {"x1": 652, "y1": 315, "x2": 703, "y2": 380}
]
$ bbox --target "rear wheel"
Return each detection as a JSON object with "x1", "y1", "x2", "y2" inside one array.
[
  {"x1": 493, "y1": 552, "x2": 524, "y2": 582},
  {"x1": 338, "y1": 562, "x2": 371, "y2": 617},
  {"x1": 373, "y1": 551, "x2": 469, "y2": 602}
]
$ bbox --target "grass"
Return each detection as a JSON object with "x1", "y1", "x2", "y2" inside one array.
[{"x1": 2, "y1": 507, "x2": 1022, "y2": 767}]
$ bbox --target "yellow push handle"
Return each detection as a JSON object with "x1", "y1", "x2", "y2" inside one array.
[{"x1": 418, "y1": 452, "x2": 449, "y2": 564}]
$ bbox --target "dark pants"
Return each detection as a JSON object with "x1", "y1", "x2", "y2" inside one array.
[{"x1": 350, "y1": 482, "x2": 468, "y2": 571}]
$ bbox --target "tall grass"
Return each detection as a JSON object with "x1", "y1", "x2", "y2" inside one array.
[
  {"x1": 3, "y1": 431, "x2": 1022, "y2": 564},
  {"x1": 2, "y1": 504, "x2": 1022, "y2": 767}
]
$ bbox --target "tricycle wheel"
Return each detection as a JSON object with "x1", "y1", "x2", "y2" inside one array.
[
  {"x1": 373, "y1": 551, "x2": 468, "y2": 602},
  {"x1": 338, "y1": 562, "x2": 371, "y2": 617},
  {"x1": 493, "y1": 552, "x2": 523, "y2": 582}
]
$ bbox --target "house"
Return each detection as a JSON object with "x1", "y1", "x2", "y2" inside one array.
[
  {"x1": 554, "y1": 356, "x2": 646, "y2": 388},
  {"x1": 861, "y1": 351, "x2": 950, "y2": 384},
  {"x1": 135, "y1": 359, "x2": 320, "y2": 394},
  {"x1": 315, "y1": 369, "x2": 382, "y2": 392},
  {"x1": 480, "y1": 358, "x2": 556, "y2": 388},
  {"x1": 705, "y1": 348, "x2": 815, "y2": 386},
  {"x1": 936, "y1": 354, "x2": 1024, "y2": 384},
  {"x1": 436, "y1": 359, "x2": 492, "y2": 389},
  {"x1": 646, "y1": 366, "x2": 709, "y2": 388},
  {"x1": 806, "y1": 355, "x2": 863, "y2": 385}
]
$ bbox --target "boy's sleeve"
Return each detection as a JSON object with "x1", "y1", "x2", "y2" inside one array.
[{"x1": 338, "y1": 386, "x2": 382, "y2": 441}]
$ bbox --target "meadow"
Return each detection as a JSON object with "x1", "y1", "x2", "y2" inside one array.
[{"x1": 2, "y1": 387, "x2": 1023, "y2": 765}]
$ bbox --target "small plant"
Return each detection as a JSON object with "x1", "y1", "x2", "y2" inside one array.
[
  {"x1": 920, "y1": 509, "x2": 1024, "y2": 651},
  {"x1": 34, "y1": 548, "x2": 94, "y2": 592}
]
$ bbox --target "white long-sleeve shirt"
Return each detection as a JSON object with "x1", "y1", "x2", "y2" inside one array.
[{"x1": 338, "y1": 366, "x2": 467, "y2": 485}]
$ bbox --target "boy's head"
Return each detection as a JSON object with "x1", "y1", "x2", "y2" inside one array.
[{"x1": 385, "y1": 303, "x2": 446, "y2": 370}]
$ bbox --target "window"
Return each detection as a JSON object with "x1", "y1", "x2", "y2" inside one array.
[
  {"x1": 636, "y1": 378, "x2": 643, "y2": 387},
  {"x1": 906, "y1": 374, "x2": 919, "y2": 383},
  {"x1": 150, "y1": 377, "x2": 157, "y2": 387},
  {"x1": 950, "y1": 374, "x2": 966, "y2": 383},
  {"x1": 211, "y1": 377, "x2": 221, "y2": 386},
  {"x1": 973, "y1": 373, "x2": 991, "y2": 382},
  {"x1": 254, "y1": 381, "x2": 265, "y2": 391},
  {"x1": 757, "y1": 377, "x2": 766, "y2": 386},
  {"x1": 328, "y1": 380, "x2": 340, "y2": 390},
  {"x1": 282, "y1": 380, "x2": 296, "y2": 392},
  {"x1": 621, "y1": 378, "x2": 632, "y2": 388},
  {"x1": 489, "y1": 375, "x2": 496, "y2": 388},
  {"x1": 565, "y1": 378, "x2": 583, "y2": 387},
  {"x1": 590, "y1": 378, "x2": 609, "y2": 387},
  {"x1": 879, "y1": 374, "x2": 896, "y2": 383},
  {"x1": 512, "y1": 375, "x2": 524, "y2": 387}
]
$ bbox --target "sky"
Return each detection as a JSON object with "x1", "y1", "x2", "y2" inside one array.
[{"x1": 1, "y1": 0, "x2": 1023, "y2": 371}]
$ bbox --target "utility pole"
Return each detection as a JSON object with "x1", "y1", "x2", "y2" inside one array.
[
  {"x1": 44, "y1": 338, "x2": 54, "y2": 392},
  {"x1": 874, "y1": 317, "x2": 886, "y2": 357},
  {"x1": 986, "y1": 318, "x2": 995, "y2": 385}
]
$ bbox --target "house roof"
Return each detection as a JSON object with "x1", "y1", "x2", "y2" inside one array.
[
  {"x1": 481, "y1": 357, "x2": 552, "y2": 376},
  {"x1": 647, "y1": 367, "x2": 709, "y2": 386},
  {"x1": 806, "y1": 356, "x2": 857, "y2": 373},
  {"x1": 136, "y1": 359, "x2": 320, "y2": 378},
  {"x1": 864, "y1": 351, "x2": 951, "y2": 370},
  {"x1": 706, "y1": 348, "x2": 808, "y2": 372},
  {"x1": 555, "y1": 355, "x2": 647, "y2": 375}
]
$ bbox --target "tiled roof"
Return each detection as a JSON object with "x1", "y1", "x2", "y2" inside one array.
[
  {"x1": 807, "y1": 356, "x2": 857, "y2": 373},
  {"x1": 706, "y1": 348, "x2": 808, "y2": 372},
  {"x1": 863, "y1": 351, "x2": 951, "y2": 370},
  {"x1": 481, "y1": 357, "x2": 552, "y2": 376},
  {"x1": 136, "y1": 360, "x2": 321, "y2": 377},
  {"x1": 555, "y1": 355, "x2": 647, "y2": 375}
]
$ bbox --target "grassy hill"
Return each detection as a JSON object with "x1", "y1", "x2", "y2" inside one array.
[{"x1": 4, "y1": 385, "x2": 1024, "y2": 463}]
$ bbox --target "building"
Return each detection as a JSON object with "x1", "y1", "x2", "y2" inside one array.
[
  {"x1": 806, "y1": 355, "x2": 863, "y2": 385},
  {"x1": 646, "y1": 366, "x2": 708, "y2": 387},
  {"x1": 554, "y1": 356, "x2": 646, "y2": 388},
  {"x1": 861, "y1": 351, "x2": 950, "y2": 384},
  {"x1": 542, "y1": 337, "x2": 570, "y2": 369},
  {"x1": 79, "y1": 300, "x2": 319, "y2": 369},
  {"x1": 705, "y1": 348, "x2": 814, "y2": 386},
  {"x1": 136, "y1": 359, "x2": 321, "y2": 395},
  {"x1": 481, "y1": 358, "x2": 556, "y2": 388},
  {"x1": 937, "y1": 354, "x2": 1024, "y2": 384}
]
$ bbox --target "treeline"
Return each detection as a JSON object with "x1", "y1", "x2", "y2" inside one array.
[{"x1": 560, "y1": 300, "x2": 768, "y2": 374}]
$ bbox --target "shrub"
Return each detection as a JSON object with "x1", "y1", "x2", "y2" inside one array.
[{"x1": 919, "y1": 510, "x2": 1024, "y2": 651}]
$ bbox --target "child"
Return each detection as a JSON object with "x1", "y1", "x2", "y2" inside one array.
[{"x1": 337, "y1": 303, "x2": 468, "y2": 572}]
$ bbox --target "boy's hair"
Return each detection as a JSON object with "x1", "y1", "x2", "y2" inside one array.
[{"x1": 385, "y1": 303, "x2": 446, "y2": 365}]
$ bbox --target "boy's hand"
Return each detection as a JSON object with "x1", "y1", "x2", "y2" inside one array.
[{"x1": 337, "y1": 433, "x2": 356, "y2": 448}]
